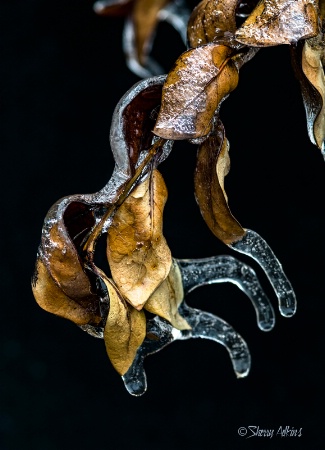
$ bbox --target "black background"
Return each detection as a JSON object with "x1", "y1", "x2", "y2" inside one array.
[{"x1": 1, "y1": 1, "x2": 325, "y2": 449}]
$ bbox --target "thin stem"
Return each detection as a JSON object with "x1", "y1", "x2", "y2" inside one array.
[{"x1": 83, "y1": 138, "x2": 165, "y2": 256}]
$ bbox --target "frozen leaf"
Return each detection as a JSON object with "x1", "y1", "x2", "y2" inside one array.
[
  {"x1": 291, "y1": 7, "x2": 325, "y2": 152},
  {"x1": 187, "y1": 0, "x2": 238, "y2": 48},
  {"x1": 32, "y1": 198, "x2": 102, "y2": 325},
  {"x1": 104, "y1": 278, "x2": 146, "y2": 375},
  {"x1": 235, "y1": 0, "x2": 319, "y2": 46},
  {"x1": 106, "y1": 169, "x2": 172, "y2": 310},
  {"x1": 153, "y1": 43, "x2": 239, "y2": 140},
  {"x1": 32, "y1": 258, "x2": 101, "y2": 325},
  {"x1": 132, "y1": 0, "x2": 171, "y2": 65},
  {"x1": 145, "y1": 259, "x2": 191, "y2": 330},
  {"x1": 122, "y1": 83, "x2": 164, "y2": 174},
  {"x1": 194, "y1": 118, "x2": 245, "y2": 245}
]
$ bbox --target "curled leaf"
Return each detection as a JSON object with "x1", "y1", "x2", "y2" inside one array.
[
  {"x1": 103, "y1": 279, "x2": 146, "y2": 375},
  {"x1": 291, "y1": 7, "x2": 325, "y2": 152},
  {"x1": 106, "y1": 169, "x2": 172, "y2": 310},
  {"x1": 32, "y1": 198, "x2": 102, "y2": 326},
  {"x1": 194, "y1": 118, "x2": 245, "y2": 245},
  {"x1": 235, "y1": 0, "x2": 319, "y2": 46},
  {"x1": 32, "y1": 258, "x2": 100, "y2": 325},
  {"x1": 153, "y1": 44, "x2": 239, "y2": 140},
  {"x1": 145, "y1": 259, "x2": 191, "y2": 330},
  {"x1": 187, "y1": 0, "x2": 238, "y2": 48}
]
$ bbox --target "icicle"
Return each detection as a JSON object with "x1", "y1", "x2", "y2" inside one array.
[
  {"x1": 229, "y1": 229, "x2": 296, "y2": 317},
  {"x1": 177, "y1": 255, "x2": 275, "y2": 331}
]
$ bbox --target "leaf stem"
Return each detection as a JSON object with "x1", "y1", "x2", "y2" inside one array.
[{"x1": 83, "y1": 138, "x2": 165, "y2": 257}]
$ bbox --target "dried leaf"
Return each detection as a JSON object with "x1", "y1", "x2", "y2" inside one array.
[
  {"x1": 122, "y1": 83, "x2": 163, "y2": 174},
  {"x1": 194, "y1": 118, "x2": 245, "y2": 245},
  {"x1": 132, "y1": 0, "x2": 171, "y2": 65},
  {"x1": 145, "y1": 259, "x2": 191, "y2": 330},
  {"x1": 32, "y1": 198, "x2": 102, "y2": 325},
  {"x1": 291, "y1": 25, "x2": 325, "y2": 152},
  {"x1": 106, "y1": 169, "x2": 172, "y2": 310},
  {"x1": 93, "y1": 0, "x2": 134, "y2": 17},
  {"x1": 301, "y1": 37, "x2": 325, "y2": 150},
  {"x1": 187, "y1": 0, "x2": 238, "y2": 48},
  {"x1": 153, "y1": 44, "x2": 239, "y2": 140},
  {"x1": 235, "y1": 0, "x2": 319, "y2": 46},
  {"x1": 103, "y1": 278, "x2": 146, "y2": 375},
  {"x1": 32, "y1": 258, "x2": 100, "y2": 325}
]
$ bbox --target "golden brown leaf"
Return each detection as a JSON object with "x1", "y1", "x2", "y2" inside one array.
[
  {"x1": 32, "y1": 199, "x2": 102, "y2": 325},
  {"x1": 194, "y1": 119, "x2": 245, "y2": 245},
  {"x1": 106, "y1": 169, "x2": 172, "y2": 310},
  {"x1": 32, "y1": 258, "x2": 100, "y2": 325},
  {"x1": 301, "y1": 34, "x2": 325, "y2": 150},
  {"x1": 145, "y1": 260, "x2": 191, "y2": 330},
  {"x1": 132, "y1": 0, "x2": 171, "y2": 65},
  {"x1": 153, "y1": 44, "x2": 239, "y2": 140},
  {"x1": 187, "y1": 0, "x2": 238, "y2": 48},
  {"x1": 103, "y1": 279, "x2": 146, "y2": 375},
  {"x1": 235, "y1": 0, "x2": 319, "y2": 46}
]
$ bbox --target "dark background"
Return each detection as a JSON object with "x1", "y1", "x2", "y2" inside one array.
[{"x1": 1, "y1": 0, "x2": 325, "y2": 449}]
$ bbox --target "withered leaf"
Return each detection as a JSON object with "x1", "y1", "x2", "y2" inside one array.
[
  {"x1": 122, "y1": 83, "x2": 164, "y2": 175},
  {"x1": 32, "y1": 258, "x2": 100, "y2": 325},
  {"x1": 153, "y1": 44, "x2": 239, "y2": 140},
  {"x1": 194, "y1": 118, "x2": 245, "y2": 245},
  {"x1": 32, "y1": 197, "x2": 102, "y2": 326},
  {"x1": 132, "y1": 0, "x2": 171, "y2": 65},
  {"x1": 106, "y1": 169, "x2": 172, "y2": 310},
  {"x1": 187, "y1": 0, "x2": 238, "y2": 49},
  {"x1": 145, "y1": 259, "x2": 191, "y2": 330},
  {"x1": 302, "y1": 37, "x2": 325, "y2": 150},
  {"x1": 103, "y1": 278, "x2": 146, "y2": 375},
  {"x1": 235, "y1": 0, "x2": 319, "y2": 46}
]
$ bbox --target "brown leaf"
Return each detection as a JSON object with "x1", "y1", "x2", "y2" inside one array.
[
  {"x1": 145, "y1": 259, "x2": 191, "y2": 330},
  {"x1": 301, "y1": 36, "x2": 325, "y2": 150},
  {"x1": 153, "y1": 44, "x2": 239, "y2": 140},
  {"x1": 122, "y1": 83, "x2": 164, "y2": 175},
  {"x1": 103, "y1": 279, "x2": 146, "y2": 375},
  {"x1": 187, "y1": 0, "x2": 238, "y2": 48},
  {"x1": 32, "y1": 258, "x2": 100, "y2": 325},
  {"x1": 235, "y1": 0, "x2": 319, "y2": 46},
  {"x1": 194, "y1": 118, "x2": 245, "y2": 245},
  {"x1": 32, "y1": 198, "x2": 102, "y2": 325},
  {"x1": 291, "y1": 22, "x2": 325, "y2": 152},
  {"x1": 132, "y1": 0, "x2": 171, "y2": 65},
  {"x1": 106, "y1": 169, "x2": 172, "y2": 310}
]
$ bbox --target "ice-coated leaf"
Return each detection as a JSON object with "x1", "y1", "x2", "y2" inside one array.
[
  {"x1": 194, "y1": 118, "x2": 245, "y2": 245},
  {"x1": 32, "y1": 198, "x2": 102, "y2": 325},
  {"x1": 145, "y1": 259, "x2": 191, "y2": 330},
  {"x1": 132, "y1": 0, "x2": 171, "y2": 65},
  {"x1": 103, "y1": 278, "x2": 146, "y2": 375},
  {"x1": 187, "y1": 0, "x2": 238, "y2": 48},
  {"x1": 106, "y1": 169, "x2": 172, "y2": 310},
  {"x1": 291, "y1": 4, "x2": 325, "y2": 152},
  {"x1": 122, "y1": 83, "x2": 164, "y2": 174},
  {"x1": 153, "y1": 43, "x2": 239, "y2": 140},
  {"x1": 32, "y1": 258, "x2": 101, "y2": 325},
  {"x1": 235, "y1": 0, "x2": 319, "y2": 46},
  {"x1": 302, "y1": 38, "x2": 325, "y2": 150}
]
